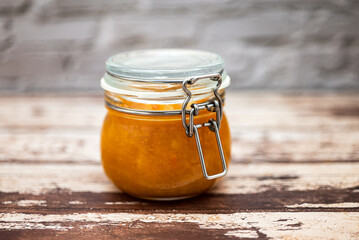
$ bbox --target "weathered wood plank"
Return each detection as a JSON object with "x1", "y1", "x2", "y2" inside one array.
[
  {"x1": 1, "y1": 131, "x2": 358, "y2": 163},
  {"x1": 0, "y1": 93, "x2": 358, "y2": 163},
  {"x1": 0, "y1": 93, "x2": 359, "y2": 130},
  {"x1": 1, "y1": 127, "x2": 359, "y2": 163},
  {"x1": 1, "y1": 188, "x2": 358, "y2": 214},
  {"x1": 0, "y1": 212, "x2": 358, "y2": 240},
  {"x1": 0, "y1": 163, "x2": 358, "y2": 195}
]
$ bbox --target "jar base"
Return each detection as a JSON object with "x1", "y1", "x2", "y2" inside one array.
[{"x1": 131, "y1": 194, "x2": 200, "y2": 201}]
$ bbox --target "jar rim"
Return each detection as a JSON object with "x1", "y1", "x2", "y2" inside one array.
[
  {"x1": 105, "y1": 49, "x2": 224, "y2": 82},
  {"x1": 101, "y1": 75, "x2": 230, "y2": 97}
]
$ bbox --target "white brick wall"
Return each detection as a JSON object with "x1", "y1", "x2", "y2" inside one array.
[{"x1": 0, "y1": 0, "x2": 358, "y2": 92}]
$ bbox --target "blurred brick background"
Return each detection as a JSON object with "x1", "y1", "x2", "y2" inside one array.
[{"x1": 0, "y1": 0, "x2": 358, "y2": 93}]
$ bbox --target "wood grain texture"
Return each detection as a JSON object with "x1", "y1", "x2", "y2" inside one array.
[{"x1": 0, "y1": 93, "x2": 358, "y2": 239}]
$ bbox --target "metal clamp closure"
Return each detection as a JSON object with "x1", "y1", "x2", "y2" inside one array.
[{"x1": 181, "y1": 72, "x2": 227, "y2": 180}]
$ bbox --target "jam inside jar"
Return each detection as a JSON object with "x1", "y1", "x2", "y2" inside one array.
[{"x1": 100, "y1": 49, "x2": 231, "y2": 200}]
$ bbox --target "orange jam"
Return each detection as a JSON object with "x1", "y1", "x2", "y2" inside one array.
[
  {"x1": 101, "y1": 106, "x2": 231, "y2": 200},
  {"x1": 101, "y1": 49, "x2": 231, "y2": 200}
]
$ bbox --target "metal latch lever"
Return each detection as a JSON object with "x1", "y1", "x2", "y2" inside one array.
[{"x1": 193, "y1": 119, "x2": 227, "y2": 180}]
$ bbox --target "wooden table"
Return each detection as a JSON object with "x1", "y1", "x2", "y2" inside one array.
[{"x1": 0, "y1": 92, "x2": 358, "y2": 239}]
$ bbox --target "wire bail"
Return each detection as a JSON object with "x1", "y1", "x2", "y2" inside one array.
[{"x1": 181, "y1": 72, "x2": 227, "y2": 180}]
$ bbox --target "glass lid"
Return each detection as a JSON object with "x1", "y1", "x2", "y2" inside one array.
[{"x1": 105, "y1": 49, "x2": 224, "y2": 82}]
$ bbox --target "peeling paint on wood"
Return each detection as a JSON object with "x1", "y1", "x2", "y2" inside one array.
[
  {"x1": 104, "y1": 201, "x2": 143, "y2": 205},
  {"x1": 0, "y1": 188, "x2": 358, "y2": 214},
  {"x1": 0, "y1": 212, "x2": 358, "y2": 239},
  {"x1": 2, "y1": 200, "x2": 47, "y2": 207},
  {"x1": 286, "y1": 202, "x2": 359, "y2": 209},
  {"x1": 225, "y1": 229, "x2": 259, "y2": 239},
  {"x1": 68, "y1": 201, "x2": 85, "y2": 205}
]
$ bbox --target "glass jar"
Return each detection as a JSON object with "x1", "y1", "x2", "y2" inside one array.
[{"x1": 100, "y1": 49, "x2": 231, "y2": 200}]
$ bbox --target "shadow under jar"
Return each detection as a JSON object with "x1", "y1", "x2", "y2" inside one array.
[{"x1": 100, "y1": 49, "x2": 231, "y2": 201}]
